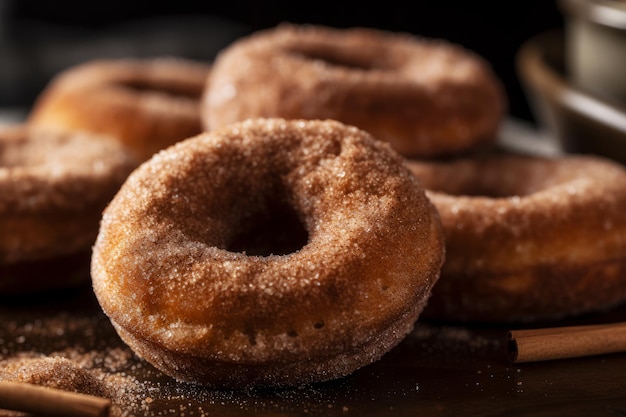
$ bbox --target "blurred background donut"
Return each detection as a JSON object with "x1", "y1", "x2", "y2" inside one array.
[{"x1": 0, "y1": 0, "x2": 562, "y2": 126}]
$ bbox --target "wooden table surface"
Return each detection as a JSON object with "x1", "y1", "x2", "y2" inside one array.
[{"x1": 1, "y1": 285, "x2": 625, "y2": 417}]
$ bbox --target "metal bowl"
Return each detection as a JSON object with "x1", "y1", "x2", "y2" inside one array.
[
  {"x1": 559, "y1": 0, "x2": 626, "y2": 103},
  {"x1": 516, "y1": 29, "x2": 626, "y2": 164}
]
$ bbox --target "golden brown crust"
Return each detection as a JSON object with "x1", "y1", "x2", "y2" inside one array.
[
  {"x1": 407, "y1": 153, "x2": 626, "y2": 322},
  {"x1": 28, "y1": 57, "x2": 211, "y2": 161},
  {"x1": 0, "y1": 124, "x2": 136, "y2": 292},
  {"x1": 203, "y1": 23, "x2": 506, "y2": 158},
  {"x1": 92, "y1": 118, "x2": 445, "y2": 388}
]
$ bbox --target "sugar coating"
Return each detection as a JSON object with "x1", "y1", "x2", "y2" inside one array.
[
  {"x1": 0, "y1": 124, "x2": 136, "y2": 264},
  {"x1": 0, "y1": 352, "x2": 146, "y2": 417},
  {"x1": 407, "y1": 153, "x2": 626, "y2": 322},
  {"x1": 203, "y1": 23, "x2": 506, "y2": 158},
  {"x1": 28, "y1": 57, "x2": 211, "y2": 162},
  {"x1": 92, "y1": 118, "x2": 445, "y2": 388}
]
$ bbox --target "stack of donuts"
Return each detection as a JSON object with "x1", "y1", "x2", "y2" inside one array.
[
  {"x1": 200, "y1": 23, "x2": 626, "y2": 325},
  {"x1": 4, "y1": 22, "x2": 626, "y2": 390},
  {"x1": 1, "y1": 57, "x2": 211, "y2": 294},
  {"x1": 0, "y1": 125, "x2": 136, "y2": 294}
]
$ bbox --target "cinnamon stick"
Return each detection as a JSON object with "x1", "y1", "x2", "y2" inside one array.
[
  {"x1": 508, "y1": 321, "x2": 626, "y2": 363},
  {"x1": 0, "y1": 381, "x2": 111, "y2": 417}
]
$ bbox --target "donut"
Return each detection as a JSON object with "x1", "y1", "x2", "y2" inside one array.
[
  {"x1": 406, "y1": 153, "x2": 626, "y2": 322},
  {"x1": 0, "y1": 124, "x2": 136, "y2": 295},
  {"x1": 91, "y1": 118, "x2": 445, "y2": 388},
  {"x1": 28, "y1": 57, "x2": 211, "y2": 162},
  {"x1": 203, "y1": 23, "x2": 506, "y2": 158}
]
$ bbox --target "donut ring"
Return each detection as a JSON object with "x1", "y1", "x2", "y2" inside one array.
[
  {"x1": 28, "y1": 57, "x2": 211, "y2": 162},
  {"x1": 92, "y1": 118, "x2": 445, "y2": 388},
  {"x1": 203, "y1": 23, "x2": 506, "y2": 158},
  {"x1": 407, "y1": 153, "x2": 626, "y2": 322},
  {"x1": 0, "y1": 124, "x2": 136, "y2": 294}
]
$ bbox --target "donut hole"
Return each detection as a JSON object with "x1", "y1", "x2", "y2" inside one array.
[
  {"x1": 227, "y1": 199, "x2": 309, "y2": 257},
  {"x1": 423, "y1": 175, "x2": 530, "y2": 198},
  {"x1": 116, "y1": 79, "x2": 202, "y2": 101},
  {"x1": 420, "y1": 159, "x2": 577, "y2": 198},
  {"x1": 288, "y1": 45, "x2": 381, "y2": 71},
  {"x1": 441, "y1": 182, "x2": 524, "y2": 198}
]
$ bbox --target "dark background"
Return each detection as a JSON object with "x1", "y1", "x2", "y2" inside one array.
[{"x1": 0, "y1": 0, "x2": 565, "y2": 124}]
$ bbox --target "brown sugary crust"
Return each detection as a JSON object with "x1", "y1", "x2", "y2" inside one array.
[
  {"x1": 28, "y1": 57, "x2": 211, "y2": 161},
  {"x1": 0, "y1": 125, "x2": 136, "y2": 292},
  {"x1": 203, "y1": 23, "x2": 506, "y2": 158},
  {"x1": 407, "y1": 153, "x2": 626, "y2": 322},
  {"x1": 92, "y1": 118, "x2": 445, "y2": 388}
]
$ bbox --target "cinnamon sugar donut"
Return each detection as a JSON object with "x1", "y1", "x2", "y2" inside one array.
[
  {"x1": 28, "y1": 57, "x2": 211, "y2": 162},
  {"x1": 203, "y1": 23, "x2": 506, "y2": 158},
  {"x1": 92, "y1": 118, "x2": 445, "y2": 388},
  {"x1": 407, "y1": 153, "x2": 626, "y2": 322},
  {"x1": 0, "y1": 124, "x2": 136, "y2": 294}
]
